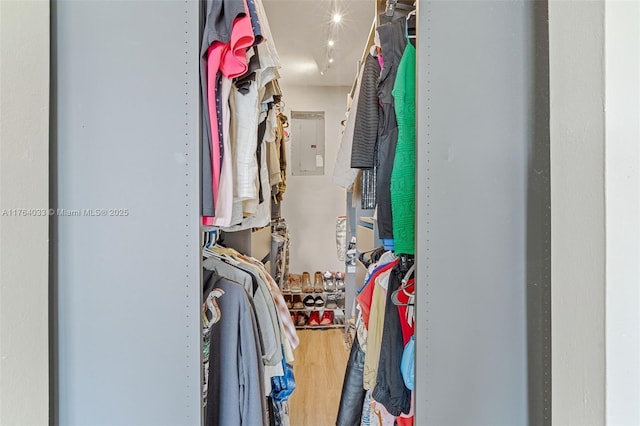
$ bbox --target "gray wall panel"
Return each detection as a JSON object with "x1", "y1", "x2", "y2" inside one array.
[
  {"x1": 53, "y1": 1, "x2": 201, "y2": 424},
  {"x1": 416, "y1": 1, "x2": 531, "y2": 424}
]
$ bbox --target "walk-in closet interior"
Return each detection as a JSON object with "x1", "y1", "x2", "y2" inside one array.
[{"x1": 52, "y1": 0, "x2": 549, "y2": 424}]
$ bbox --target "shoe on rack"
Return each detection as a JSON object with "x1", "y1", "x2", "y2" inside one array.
[
  {"x1": 289, "y1": 274, "x2": 302, "y2": 293},
  {"x1": 295, "y1": 312, "x2": 308, "y2": 327},
  {"x1": 325, "y1": 299, "x2": 338, "y2": 309},
  {"x1": 313, "y1": 271, "x2": 324, "y2": 293},
  {"x1": 323, "y1": 271, "x2": 335, "y2": 292},
  {"x1": 307, "y1": 311, "x2": 321, "y2": 326},
  {"x1": 333, "y1": 312, "x2": 345, "y2": 325},
  {"x1": 303, "y1": 295, "x2": 316, "y2": 309},
  {"x1": 301, "y1": 272, "x2": 313, "y2": 293},
  {"x1": 335, "y1": 272, "x2": 345, "y2": 292},
  {"x1": 285, "y1": 295, "x2": 293, "y2": 309},
  {"x1": 292, "y1": 295, "x2": 304, "y2": 310},
  {"x1": 314, "y1": 296, "x2": 325, "y2": 308},
  {"x1": 320, "y1": 310, "x2": 334, "y2": 326}
]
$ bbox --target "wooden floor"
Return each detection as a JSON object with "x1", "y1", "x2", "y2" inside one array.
[{"x1": 289, "y1": 329, "x2": 350, "y2": 426}]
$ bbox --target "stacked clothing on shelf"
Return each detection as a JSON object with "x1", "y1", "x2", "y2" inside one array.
[
  {"x1": 336, "y1": 250, "x2": 415, "y2": 426},
  {"x1": 201, "y1": 0, "x2": 288, "y2": 231},
  {"x1": 202, "y1": 245, "x2": 299, "y2": 426}
]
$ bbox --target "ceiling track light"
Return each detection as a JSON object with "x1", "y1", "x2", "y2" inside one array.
[{"x1": 320, "y1": 0, "x2": 344, "y2": 75}]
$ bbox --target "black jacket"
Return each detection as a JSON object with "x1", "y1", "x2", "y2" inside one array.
[
  {"x1": 351, "y1": 53, "x2": 381, "y2": 169},
  {"x1": 336, "y1": 338, "x2": 367, "y2": 426},
  {"x1": 375, "y1": 19, "x2": 407, "y2": 240}
]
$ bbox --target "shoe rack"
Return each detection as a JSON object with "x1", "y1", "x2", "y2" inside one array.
[{"x1": 283, "y1": 272, "x2": 347, "y2": 329}]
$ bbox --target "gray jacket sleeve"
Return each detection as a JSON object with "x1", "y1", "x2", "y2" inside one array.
[
  {"x1": 237, "y1": 263, "x2": 283, "y2": 367},
  {"x1": 205, "y1": 277, "x2": 268, "y2": 426}
]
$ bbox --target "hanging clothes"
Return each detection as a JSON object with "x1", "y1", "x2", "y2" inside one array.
[
  {"x1": 356, "y1": 252, "x2": 398, "y2": 328},
  {"x1": 362, "y1": 266, "x2": 394, "y2": 391},
  {"x1": 390, "y1": 43, "x2": 417, "y2": 255},
  {"x1": 275, "y1": 112, "x2": 288, "y2": 202},
  {"x1": 371, "y1": 264, "x2": 412, "y2": 417},
  {"x1": 375, "y1": 18, "x2": 406, "y2": 242},
  {"x1": 351, "y1": 53, "x2": 382, "y2": 169},
  {"x1": 205, "y1": 246, "x2": 299, "y2": 353},
  {"x1": 333, "y1": 61, "x2": 366, "y2": 190},
  {"x1": 203, "y1": 242, "x2": 299, "y2": 426},
  {"x1": 213, "y1": 76, "x2": 235, "y2": 226},
  {"x1": 336, "y1": 338, "x2": 368, "y2": 426},
  {"x1": 201, "y1": 0, "x2": 255, "y2": 222},
  {"x1": 204, "y1": 256, "x2": 282, "y2": 367},
  {"x1": 201, "y1": 0, "x2": 283, "y2": 229},
  {"x1": 203, "y1": 270, "x2": 268, "y2": 426}
]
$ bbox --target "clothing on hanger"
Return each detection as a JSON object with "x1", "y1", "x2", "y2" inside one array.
[
  {"x1": 204, "y1": 272, "x2": 268, "y2": 426},
  {"x1": 201, "y1": 0, "x2": 285, "y2": 231}
]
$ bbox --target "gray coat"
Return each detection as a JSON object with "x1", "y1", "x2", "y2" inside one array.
[{"x1": 205, "y1": 273, "x2": 269, "y2": 426}]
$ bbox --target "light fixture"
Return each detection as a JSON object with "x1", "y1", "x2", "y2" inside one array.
[{"x1": 320, "y1": 1, "x2": 344, "y2": 76}]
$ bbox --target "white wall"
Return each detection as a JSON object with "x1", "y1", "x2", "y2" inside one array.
[
  {"x1": 605, "y1": 1, "x2": 640, "y2": 424},
  {"x1": 0, "y1": 1, "x2": 50, "y2": 424},
  {"x1": 549, "y1": 1, "x2": 606, "y2": 424},
  {"x1": 279, "y1": 84, "x2": 349, "y2": 274}
]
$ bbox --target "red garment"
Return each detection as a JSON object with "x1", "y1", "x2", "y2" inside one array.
[
  {"x1": 394, "y1": 269, "x2": 415, "y2": 422},
  {"x1": 355, "y1": 259, "x2": 398, "y2": 328},
  {"x1": 203, "y1": 1, "x2": 254, "y2": 226},
  {"x1": 396, "y1": 391, "x2": 414, "y2": 426},
  {"x1": 396, "y1": 278, "x2": 415, "y2": 345},
  {"x1": 397, "y1": 416, "x2": 413, "y2": 426}
]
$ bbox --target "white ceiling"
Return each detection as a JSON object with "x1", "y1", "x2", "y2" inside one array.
[{"x1": 263, "y1": 0, "x2": 375, "y2": 87}]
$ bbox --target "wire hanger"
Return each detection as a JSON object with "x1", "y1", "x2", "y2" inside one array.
[
  {"x1": 386, "y1": 0, "x2": 413, "y2": 16},
  {"x1": 391, "y1": 264, "x2": 415, "y2": 306},
  {"x1": 406, "y1": 9, "x2": 417, "y2": 40}
]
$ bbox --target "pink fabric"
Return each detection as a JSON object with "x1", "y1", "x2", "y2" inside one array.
[
  {"x1": 206, "y1": 41, "x2": 226, "y2": 223},
  {"x1": 202, "y1": 2, "x2": 254, "y2": 226},
  {"x1": 371, "y1": 400, "x2": 396, "y2": 426},
  {"x1": 220, "y1": 2, "x2": 254, "y2": 79}
]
